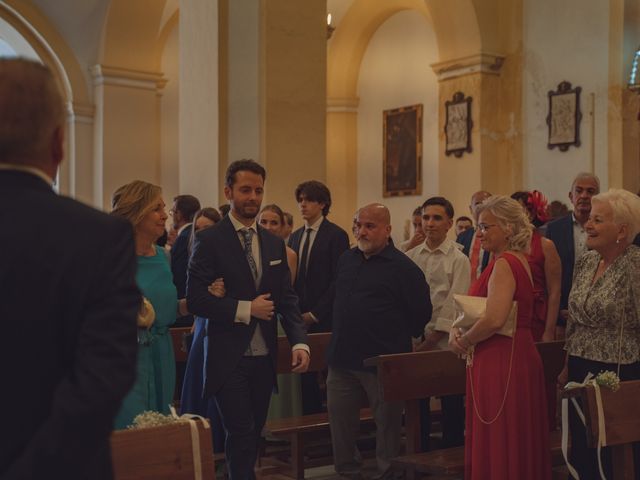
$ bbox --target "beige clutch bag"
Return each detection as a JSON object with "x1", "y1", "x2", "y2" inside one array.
[
  {"x1": 137, "y1": 297, "x2": 156, "y2": 329},
  {"x1": 452, "y1": 294, "x2": 517, "y2": 337}
]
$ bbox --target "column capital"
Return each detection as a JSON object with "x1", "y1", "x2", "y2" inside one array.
[
  {"x1": 90, "y1": 64, "x2": 167, "y2": 92},
  {"x1": 327, "y1": 96, "x2": 360, "y2": 113},
  {"x1": 430, "y1": 53, "x2": 505, "y2": 81}
]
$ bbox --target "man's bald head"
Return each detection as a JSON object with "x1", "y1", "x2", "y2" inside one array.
[
  {"x1": 0, "y1": 58, "x2": 65, "y2": 173},
  {"x1": 469, "y1": 190, "x2": 491, "y2": 221},
  {"x1": 354, "y1": 203, "x2": 392, "y2": 258}
]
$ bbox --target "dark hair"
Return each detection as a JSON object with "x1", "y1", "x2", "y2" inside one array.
[
  {"x1": 283, "y1": 212, "x2": 294, "y2": 227},
  {"x1": 218, "y1": 204, "x2": 230, "y2": 217},
  {"x1": 456, "y1": 216, "x2": 473, "y2": 224},
  {"x1": 412, "y1": 206, "x2": 422, "y2": 217},
  {"x1": 156, "y1": 229, "x2": 168, "y2": 247},
  {"x1": 225, "y1": 159, "x2": 266, "y2": 187},
  {"x1": 189, "y1": 207, "x2": 221, "y2": 253},
  {"x1": 294, "y1": 180, "x2": 331, "y2": 216},
  {"x1": 421, "y1": 196, "x2": 454, "y2": 219},
  {"x1": 173, "y1": 194, "x2": 201, "y2": 222},
  {"x1": 510, "y1": 191, "x2": 529, "y2": 206},
  {"x1": 260, "y1": 204, "x2": 285, "y2": 225}
]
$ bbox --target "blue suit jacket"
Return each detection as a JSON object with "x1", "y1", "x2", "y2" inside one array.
[
  {"x1": 456, "y1": 228, "x2": 490, "y2": 273},
  {"x1": 544, "y1": 214, "x2": 574, "y2": 326},
  {"x1": 186, "y1": 215, "x2": 307, "y2": 397}
]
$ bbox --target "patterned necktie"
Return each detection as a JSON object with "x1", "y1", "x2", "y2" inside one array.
[{"x1": 240, "y1": 228, "x2": 258, "y2": 285}]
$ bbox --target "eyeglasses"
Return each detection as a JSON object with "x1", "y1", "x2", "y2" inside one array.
[{"x1": 476, "y1": 223, "x2": 498, "y2": 233}]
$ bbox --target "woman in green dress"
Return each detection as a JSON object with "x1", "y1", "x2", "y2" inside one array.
[{"x1": 111, "y1": 180, "x2": 185, "y2": 429}]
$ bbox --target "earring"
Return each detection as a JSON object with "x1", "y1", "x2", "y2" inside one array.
[{"x1": 616, "y1": 239, "x2": 620, "y2": 244}]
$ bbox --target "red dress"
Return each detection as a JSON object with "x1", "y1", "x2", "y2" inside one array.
[
  {"x1": 464, "y1": 253, "x2": 551, "y2": 480},
  {"x1": 528, "y1": 231, "x2": 548, "y2": 342}
]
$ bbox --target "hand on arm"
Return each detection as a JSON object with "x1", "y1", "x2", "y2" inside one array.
[{"x1": 251, "y1": 293, "x2": 275, "y2": 320}]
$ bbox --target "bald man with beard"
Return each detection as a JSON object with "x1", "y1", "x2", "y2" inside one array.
[{"x1": 326, "y1": 204, "x2": 432, "y2": 479}]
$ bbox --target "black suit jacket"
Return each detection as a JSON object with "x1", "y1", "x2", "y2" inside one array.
[
  {"x1": 545, "y1": 213, "x2": 574, "y2": 324},
  {"x1": 186, "y1": 215, "x2": 307, "y2": 398},
  {"x1": 288, "y1": 218, "x2": 349, "y2": 332},
  {"x1": 0, "y1": 171, "x2": 139, "y2": 480},
  {"x1": 171, "y1": 224, "x2": 191, "y2": 298},
  {"x1": 456, "y1": 228, "x2": 490, "y2": 272}
]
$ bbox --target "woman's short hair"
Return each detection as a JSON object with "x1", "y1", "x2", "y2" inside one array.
[
  {"x1": 477, "y1": 195, "x2": 533, "y2": 252},
  {"x1": 189, "y1": 207, "x2": 221, "y2": 253},
  {"x1": 592, "y1": 189, "x2": 640, "y2": 243},
  {"x1": 111, "y1": 180, "x2": 162, "y2": 227},
  {"x1": 194, "y1": 207, "x2": 221, "y2": 227},
  {"x1": 260, "y1": 204, "x2": 285, "y2": 225}
]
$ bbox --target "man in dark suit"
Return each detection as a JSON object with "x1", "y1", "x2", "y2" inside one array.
[
  {"x1": 288, "y1": 180, "x2": 349, "y2": 414},
  {"x1": 170, "y1": 194, "x2": 200, "y2": 327},
  {"x1": 0, "y1": 59, "x2": 139, "y2": 479},
  {"x1": 545, "y1": 172, "x2": 599, "y2": 336},
  {"x1": 187, "y1": 159, "x2": 310, "y2": 480},
  {"x1": 456, "y1": 190, "x2": 492, "y2": 281}
]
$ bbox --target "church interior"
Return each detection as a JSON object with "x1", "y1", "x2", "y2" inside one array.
[
  {"x1": 2, "y1": 2, "x2": 640, "y2": 478},
  {"x1": 2, "y1": 0, "x2": 638, "y2": 241}
]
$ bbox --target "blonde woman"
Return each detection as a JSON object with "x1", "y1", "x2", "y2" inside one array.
[
  {"x1": 111, "y1": 180, "x2": 186, "y2": 428},
  {"x1": 449, "y1": 195, "x2": 550, "y2": 479}
]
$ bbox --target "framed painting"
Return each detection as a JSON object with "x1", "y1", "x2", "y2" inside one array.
[
  {"x1": 445, "y1": 91, "x2": 473, "y2": 157},
  {"x1": 547, "y1": 81, "x2": 582, "y2": 152},
  {"x1": 383, "y1": 104, "x2": 422, "y2": 197}
]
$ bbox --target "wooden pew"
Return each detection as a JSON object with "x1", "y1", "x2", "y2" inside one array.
[
  {"x1": 111, "y1": 418, "x2": 215, "y2": 479},
  {"x1": 364, "y1": 340, "x2": 566, "y2": 478},
  {"x1": 263, "y1": 332, "x2": 374, "y2": 479},
  {"x1": 563, "y1": 379, "x2": 640, "y2": 479}
]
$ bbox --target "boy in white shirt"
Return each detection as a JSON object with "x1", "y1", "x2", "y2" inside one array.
[{"x1": 405, "y1": 196, "x2": 470, "y2": 449}]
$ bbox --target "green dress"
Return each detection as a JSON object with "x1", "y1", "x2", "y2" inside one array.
[{"x1": 114, "y1": 245, "x2": 177, "y2": 429}]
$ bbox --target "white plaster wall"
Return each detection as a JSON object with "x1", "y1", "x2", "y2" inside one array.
[
  {"x1": 357, "y1": 10, "x2": 439, "y2": 245},
  {"x1": 179, "y1": 0, "x2": 219, "y2": 207},
  {"x1": 227, "y1": 0, "x2": 259, "y2": 166},
  {"x1": 523, "y1": 0, "x2": 609, "y2": 204},
  {"x1": 160, "y1": 21, "x2": 179, "y2": 207}
]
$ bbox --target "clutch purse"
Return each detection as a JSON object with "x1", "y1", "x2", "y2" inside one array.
[
  {"x1": 452, "y1": 294, "x2": 517, "y2": 337},
  {"x1": 137, "y1": 297, "x2": 156, "y2": 329}
]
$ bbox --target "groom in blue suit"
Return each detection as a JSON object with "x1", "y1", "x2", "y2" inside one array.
[{"x1": 187, "y1": 159, "x2": 309, "y2": 480}]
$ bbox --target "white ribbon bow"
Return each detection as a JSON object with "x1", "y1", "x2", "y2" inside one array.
[
  {"x1": 561, "y1": 373, "x2": 608, "y2": 480},
  {"x1": 169, "y1": 406, "x2": 210, "y2": 480}
]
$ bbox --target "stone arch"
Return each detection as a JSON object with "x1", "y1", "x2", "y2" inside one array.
[
  {"x1": 0, "y1": 1, "x2": 94, "y2": 197},
  {"x1": 327, "y1": 0, "x2": 483, "y2": 101}
]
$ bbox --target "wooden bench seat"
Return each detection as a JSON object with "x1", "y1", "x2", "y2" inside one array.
[
  {"x1": 391, "y1": 429, "x2": 565, "y2": 477},
  {"x1": 265, "y1": 408, "x2": 374, "y2": 479},
  {"x1": 262, "y1": 332, "x2": 369, "y2": 480},
  {"x1": 365, "y1": 341, "x2": 567, "y2": 479}
]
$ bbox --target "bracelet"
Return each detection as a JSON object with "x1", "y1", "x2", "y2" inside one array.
[{"x1": 459, "y1": 334, "x2": 473, "y2": 349}]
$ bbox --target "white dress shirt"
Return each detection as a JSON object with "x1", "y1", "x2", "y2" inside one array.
[{"x1": 405, "y1": 238, "x2": 471, "y2": 350}]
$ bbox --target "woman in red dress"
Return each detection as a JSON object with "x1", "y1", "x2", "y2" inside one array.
[
  {"x1": 511, "y1": 190, "x2": 561, "y2": 342},
  {"x1": 450, "y1": 195, "x2": 551, "y2": 479}
]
